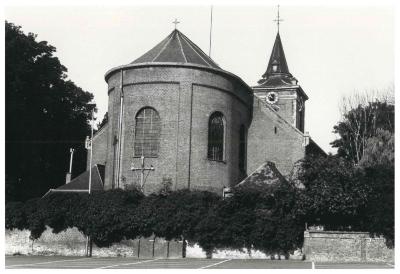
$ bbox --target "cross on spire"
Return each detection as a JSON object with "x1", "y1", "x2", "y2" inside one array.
[
  {"x1": 273, "y1": 5, "x2": 284, "y2": 33},
  {"x1": 172, "y1": 18, "x2": 180, "y2": 30}
]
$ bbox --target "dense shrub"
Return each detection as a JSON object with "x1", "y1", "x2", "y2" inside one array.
[
  {"x1": 295, "y1": 155, "x2": 370, "y2": 230},
  {"x1": 5, "y1": 201, "x2": 27, "y2": 230},
  {"x1": 5, "y1": 167, "x2": 394, "y2": 254},
  {"x1": 0, "y1": 186, "x2": 321, "y2": 256}
]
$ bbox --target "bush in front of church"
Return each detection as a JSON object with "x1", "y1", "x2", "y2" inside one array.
[
  {"x1": 80, "y1": 189, "x2": 144, "y2": 247},
  {"x1": 192, "y1": 182, "x2": 304, "y2": 258},
  {"x1": 295, "y1": 154, "x2": 369, "y2": 231}
]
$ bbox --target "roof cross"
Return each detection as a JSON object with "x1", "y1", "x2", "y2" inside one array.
[
  {"x1": 273, "y1": 5, "x2": 284, "y2": 33},
  {"x1": 172, "y1": 18, "x2": 180, "y2": 30}
]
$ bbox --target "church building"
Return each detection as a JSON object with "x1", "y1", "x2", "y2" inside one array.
[{"x1": 50, "y1": 21, "x2": 324, "y2": 196}]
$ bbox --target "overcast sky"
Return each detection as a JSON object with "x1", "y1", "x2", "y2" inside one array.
[{"x1": 5, "y1": 2, "x2": 394, "y2": 153}]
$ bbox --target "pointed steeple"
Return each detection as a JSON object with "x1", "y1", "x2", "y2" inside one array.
[{"x1": 262, "y1": 33, "x2": 292, "y2": 79}]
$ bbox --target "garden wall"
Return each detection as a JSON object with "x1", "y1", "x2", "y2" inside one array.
[
  {"x1": 5, "y1": 227, "x2": 304, "y2": 259},
  {"x1": 5, "y1": 227, "x2": 182, "y2": 258},
  {"x1": 303, "y1": 230, "x2": 394, "y2": 262}
]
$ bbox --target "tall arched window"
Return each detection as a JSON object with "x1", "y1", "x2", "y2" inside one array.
[
  {"x1": 134, "y1": 107, "x2": 161, "y2": 157},
  {"x1": 239, "y1": 125, "x2": 246, "y2": 172},
  {"x1": 208, "y1": 112, "x2": 224, "y2": 161}
]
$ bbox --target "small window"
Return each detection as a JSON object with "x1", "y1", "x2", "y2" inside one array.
[
  {"x1": 274, "y1": 126, "x2": 277, "y2": 134},
  {"x1": 208, "y1": 112, "x2": 225, "y2": 161},
  {"x1": 134, "y1": 107, "x2": 161, "y2": 157}
]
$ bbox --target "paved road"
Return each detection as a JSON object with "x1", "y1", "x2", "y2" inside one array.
[{"x1": 5, "y1": 255, "x2": 394, "y2": 269}]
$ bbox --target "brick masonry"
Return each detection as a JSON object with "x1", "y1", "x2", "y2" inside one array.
[
  {"x1": 303, "y1": 230, "x2": 394, "y2": 262},
  {"x1": 11, "y1": 228, "x2": 392, "y2": 261},
  {"x1": 5, "y1": 228, "x2": 304, "y2": 259},
  {"x1": 89, "y1": 63, "x2": 310, "y2": 194},
  {"x1": 5, "y1": 227, "x2": 183, "y2": 258},
  {"x1": 95, "y1": 65, "x2": 254, "y2": 194},
  {"x1": 247, "y1": 96, "x2": 306, "y2": 176}
]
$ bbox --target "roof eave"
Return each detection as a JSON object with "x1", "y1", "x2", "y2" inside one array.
[
  {"x1": 104, "y1": 62, "x2": 254, "y2": 95},
  {"x1": 252, "y1": 85, "x2": 309, "y2": 100}
]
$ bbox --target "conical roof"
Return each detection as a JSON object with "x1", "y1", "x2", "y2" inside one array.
[
  {"x1": 255, "y1": 32, "x2": 299, "y2": 87},
  {"x1": 131, "y1": 29, "x2": 220, "y2": 69},
  {"x1": 262, "y1": 32, "x2": 291, "y2": 78}
]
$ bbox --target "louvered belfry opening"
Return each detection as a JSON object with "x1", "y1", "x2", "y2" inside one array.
[
  {"x1": 208, "y1": 112, "x2": 224, "y2": 161},
  {"x1": 134, "y1": 107, "x2": 161, "y2": 157}
]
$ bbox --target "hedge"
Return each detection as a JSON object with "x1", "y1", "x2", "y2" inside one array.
[{"x1": 5, "y1": 183, "x2": 304, "y2": 257}]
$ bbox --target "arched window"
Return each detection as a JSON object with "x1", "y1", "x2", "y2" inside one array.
[
  {"x1": 208, "y1": 112, "x2": 224, "y2": 161},
  {"x1": 239, "y1": 125, "x2": 246, "y2": 172},
  {"x1": 134, "y1": 107, "x2": 161, "y2": 157}
]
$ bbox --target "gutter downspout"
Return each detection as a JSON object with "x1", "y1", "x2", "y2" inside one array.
[{"x1": 115, "y1": 69, "x2": 124, "y2": 189}]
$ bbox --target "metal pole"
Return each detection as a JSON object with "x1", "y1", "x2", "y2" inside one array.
[
  {"x1": 69, "y1": 148, "x2": 75, "y2": 173},
  {"x1": 86, "y1": 109, "x2": 94, "y2": 257},
  {"x1": 115, "y1": 69, "x2": 124, "y2": 189},
  {"x1": 140, "y1": 155, "x2": 144, "y2": 192},
  {"x1": 88, "y1": 110, "x2": 94, "y2": 195}
]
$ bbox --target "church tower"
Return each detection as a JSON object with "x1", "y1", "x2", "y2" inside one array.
[{"x1": 252, "y1": 16, "x2": 308, "y2": 132}]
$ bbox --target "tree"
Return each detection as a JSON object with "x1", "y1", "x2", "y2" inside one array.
[
  {"x1": 295, "y1": 155, "x2": 369, "y2": 230},
  {"x1": 359, "y1": 129, "x2": 394, "y2": 246},
  {"x1": 331, "y1": 89, "x2": 394, "y2": 164},
  {"x1": 359, "y1": 129, "x2": 394, "y2": 168},
  {"x1": 6, "y1": 21, "x2": 96, "y2": 201},
  {"x1": 362, "y1": 165, "x2": 394, "y2": 247}
]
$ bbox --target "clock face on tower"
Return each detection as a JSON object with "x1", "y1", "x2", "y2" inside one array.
[{"x1": 266, "y1": 91, "x2": 279, "y2": 104}]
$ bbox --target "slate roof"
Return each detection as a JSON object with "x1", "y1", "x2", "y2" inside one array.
[
  {"x1": 257, "y1": 75, "x2": 298, "y2": 88},
  {"x1": 131, "y1": 29, "x2": 220, "y2": 69},
  {"x1": 263, "y1": 32, "x2": 291, "y2": 78},
  {"x1": 236, "y1": 161, "x2": 287, "y2": 187},
  {"x1": 256, "y1": 32, "x2": 299, "y2": 88},
  {"x1": 42, "y1": 165, "x2": 104, "y2": 197}
]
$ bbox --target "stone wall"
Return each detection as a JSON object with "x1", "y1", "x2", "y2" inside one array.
[
  {"x1": 303, "y1": 230, "x2": 394, "y2": 262},
  {"x1": 5, "y1": 227, "x2": 303, "y2": 259},
  {"x1": 5, "y1": 227, "x2": 182, "y2": 258}
]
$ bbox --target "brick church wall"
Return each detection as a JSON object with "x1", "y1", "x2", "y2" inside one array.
[
  {"x1": 247, "y1": 97, "x2": 306, "y2": 177},
  {"x1": 103, "y1": 65, "x2": 253, "y2": 194}
]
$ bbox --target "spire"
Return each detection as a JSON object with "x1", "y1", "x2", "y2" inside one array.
[{"x1": 262, "y1": 32, "x2": 292, "y2": 79}]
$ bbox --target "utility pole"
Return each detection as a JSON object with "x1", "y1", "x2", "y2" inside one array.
[
  {"x1": 65, "y1": 148, "x2": 75, "y2": 184},
  {"x1": 85, "y1": 107, "x2": 95, "y2": 257},
  {"x1": 131, "y1": 155, "x2": 155, "y2": 192}
]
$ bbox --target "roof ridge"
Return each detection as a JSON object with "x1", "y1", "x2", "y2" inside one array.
[
  {"x1": 176, "y1": 32, "x2": 188, "y2": 63},
  {"x1": 178, "y1": 31, "x2": 213, "y2": 67},
  {"x1": 151, "y1": 31, "x2": 175, "y2": 62}
]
